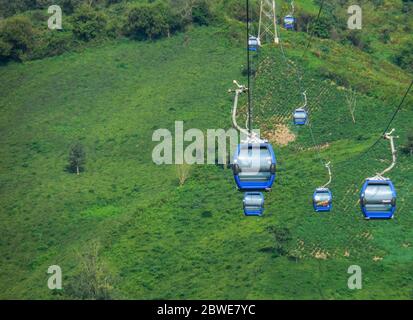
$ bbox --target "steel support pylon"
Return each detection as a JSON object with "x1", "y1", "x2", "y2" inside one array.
[{"x1": 258, "y1": 0, "x2": 279, "y2": 45}]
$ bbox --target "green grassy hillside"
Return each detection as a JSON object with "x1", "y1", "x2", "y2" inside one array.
[{"x1": 0, "y1": 23, "x2": 412, "y2": 299}]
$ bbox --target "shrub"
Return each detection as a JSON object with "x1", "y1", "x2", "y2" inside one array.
[
  {"x1": 166, "y1": 2, "x2": 187, "y2": 34},
  {"x1": 124, "y1": 2, "x2": 170, "y2": 40},
  {"x1": 393, "y1": 40, "x2": 413, "y2": 73},
  {"x1": 66, "y1": 241, "x2": 113, "y2": 300},
  {"x1": 296, "y1": 11, "x2": 312, "y2": 32},
  {"x1": 345, "y1": 31, "x2": 372, "y2": 52},
  {"x1": 241, "y1": 64, "x2": 257, "y2": 77},
  {"x1": 192, "y1": 0, "x2": 213, "y2": 26},
  {"x1": 0, "y1": 38, "x2": 12, "y2": 62},
  {"x1": 266, "y1": 226, "x2": 292, "y2": 256},
  {"x1": 176, "y1": 163, "x2": 191, "y2": 186},
  {"x1": 311, "y1": 15, "x2": 333, "y2": 39},
  {"x1": 379, "y1": 28, "x2": 391, "y2": 44},
  {"x1": 0, "y1": 16, "x2": 35, "y2": 61},
  {"x1": 169, "y1": 0, "x2": 192, "y2": 27},
  {"x1": 0, "y1": 0, "x2": 37, "y2": 17},
  {"x1": 59, "y1": 0, "x2": 86, "y2": 14},
  {"x1": 71, "y1": 5, "x2": 107, "y2": 41},
  {"x1": 106, "y1": 0, "x2": 123, "y2": 5},
  {"x1": 318, "y1": 66, "x2": 350, "y2": 87},
  {"x1": 402, "y1": 0, "x2": 413, "y2": 14},
  {"x1": 31, "y1": 31, "x2": 74, "y2": 59},
  {"x1": 401, "y1": 131, "x2": 413, "y2": 156},
  {"x1": 223, "y1": 0, "x2": 259, "y2": 22}
]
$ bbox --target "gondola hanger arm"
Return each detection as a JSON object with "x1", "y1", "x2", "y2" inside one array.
[
  {"x1": 233, "y1": 80, "x2": 248, "y2": 91},
  {"x1": 321, "y1": 161, "x2": 332, "y2": 188},
  {"x1": 378, "y1": 129, "x2": 399, "y2": 177},
  {"x1": 229, "y1": 80, "x2": 251, "y2": 138},
  {"x1": 229, "y1": 81, "x2": 263, "y2": 143},
  {"x1": 301, "y1": 91, "x2": 307, "y2": 109}
]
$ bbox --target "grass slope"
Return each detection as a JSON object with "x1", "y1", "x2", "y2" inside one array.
[{"x1": 0, "y1": 26, "x2": 412, "y2": 299}]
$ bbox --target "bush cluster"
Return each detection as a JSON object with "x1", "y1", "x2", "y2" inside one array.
[
  {"x1": 0, "y1": 0, "x2": 412, "y2": 72},
  {"x1": 0, "y1": 0, "x2": 216, "y2": 63}
]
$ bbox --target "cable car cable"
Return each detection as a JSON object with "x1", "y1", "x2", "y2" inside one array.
[
  {"x1": 277, "y1": 23, "x2": 305, "y2": 95},
  {"x1": 358, "y1": 79, "x2": 412, "y2": 158},
  {"x1": 247, "y1": 0, "x2": 252, "y2": 133},
  {"x1": 302, "y1": 0, "x2": 325, "y2": 59},
  {"x1": 280, "y1": 36, "x2": 327, "y2": 166},
  {"x1": 230, "y1": 2, "x2": 277, "y2": 197},
  {"x1": 334, "y1": 79, "x2": 413, "y2": 169},
  {"x1": 276, "y1": 0, "x2": 326, "y2": 110},
  {"x1": 279, "y1": 0, "x2": 407, "y2": 215},
  {"x1": 279, "y1": 0, "x2": 334, "y2": 206},
  {"x1": 289, "y1": 0, "x2": 326, "y2": 90},
  {"x1": 246, "y1": 0, "x2": 262, "y2": 134},
  {"x1": 308, "y1": 122, "x2": 326, "y2": 167},
  {"x1": 276, "y1": 0, "x2": 330, "y2": 171}
]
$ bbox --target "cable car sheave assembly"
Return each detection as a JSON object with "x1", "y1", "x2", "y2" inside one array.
[{"x1": 229, "y1": 0, "x2": 409, "y2": 219}]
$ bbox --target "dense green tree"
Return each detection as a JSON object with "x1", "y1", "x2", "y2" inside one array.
[
  {"x1": 30, "y1": 31, "x2": 74, "y2": 60},
  {"x1": 311, "y1": 15, "x2": 334, "y2": 39},
  {"x1": 0, "y1": 0, "x2": 35, "y2": 17},
  {"x1": 191, "y1": 0, "x2": 213, "y2": 26},
  {"x1": 0, "y1": 16, "x2": 34, "y2": 61},
  {"x1": 71, "y1": 5, "x2": 107, "y2": 41},
  {"x1": 221, "y1": 0, "x2": 259, "y2": 22},
  {"x1": 68, "y1": 143, "x2": 86, "y2": 175},
  {"x1": 345, "y1": 31, "x2": 372, "y2": 53},
  {"x1": 0, "y1": 38, "x2": 12, "y2": 62},
  {"x1": 394, "y1": 40, "x2": 413, "y2": 73},
  {"x1": 124, "y1": 2, "x2": 170, "y2": 40},
  {"x1": 59, "y1": 0, "x2": 86, "y2": 14}
]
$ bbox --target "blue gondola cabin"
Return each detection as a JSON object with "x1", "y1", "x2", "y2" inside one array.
[
  {"x1": 360, "y1": 179, "x2": 396, "y2": 219},
  {"x1": 313, "y1": 188, "x2": 333, "y2": 212},
  {"x1": 243, "y1": 192, "x2": 265, "y2": 216},
  {"x1": 248, "y1": 36, "x2": 259, "y2": 52},
  {"x1": 293, "y1": 108, "x2": 308, "y2": 125},
  {"x1": 233, "y1": 143, "x2": 276, "y2": 191},
  {"x1": 284, "y1": 15, "x2": 295, "y2": 30}
]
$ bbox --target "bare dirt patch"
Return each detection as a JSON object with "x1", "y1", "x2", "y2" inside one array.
[
  {"x1": 360, "y1": 231, "x2": 374, "y2": 240},
  {"x1": 265, "y1": 124, "x2": 296, "y2": 146},
  {"x1": 307, "y1": 143, "x2": 330, "y2": 152},
  {"x1": 312, "y1": 249, "x2": 329, "y2": 260}
]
